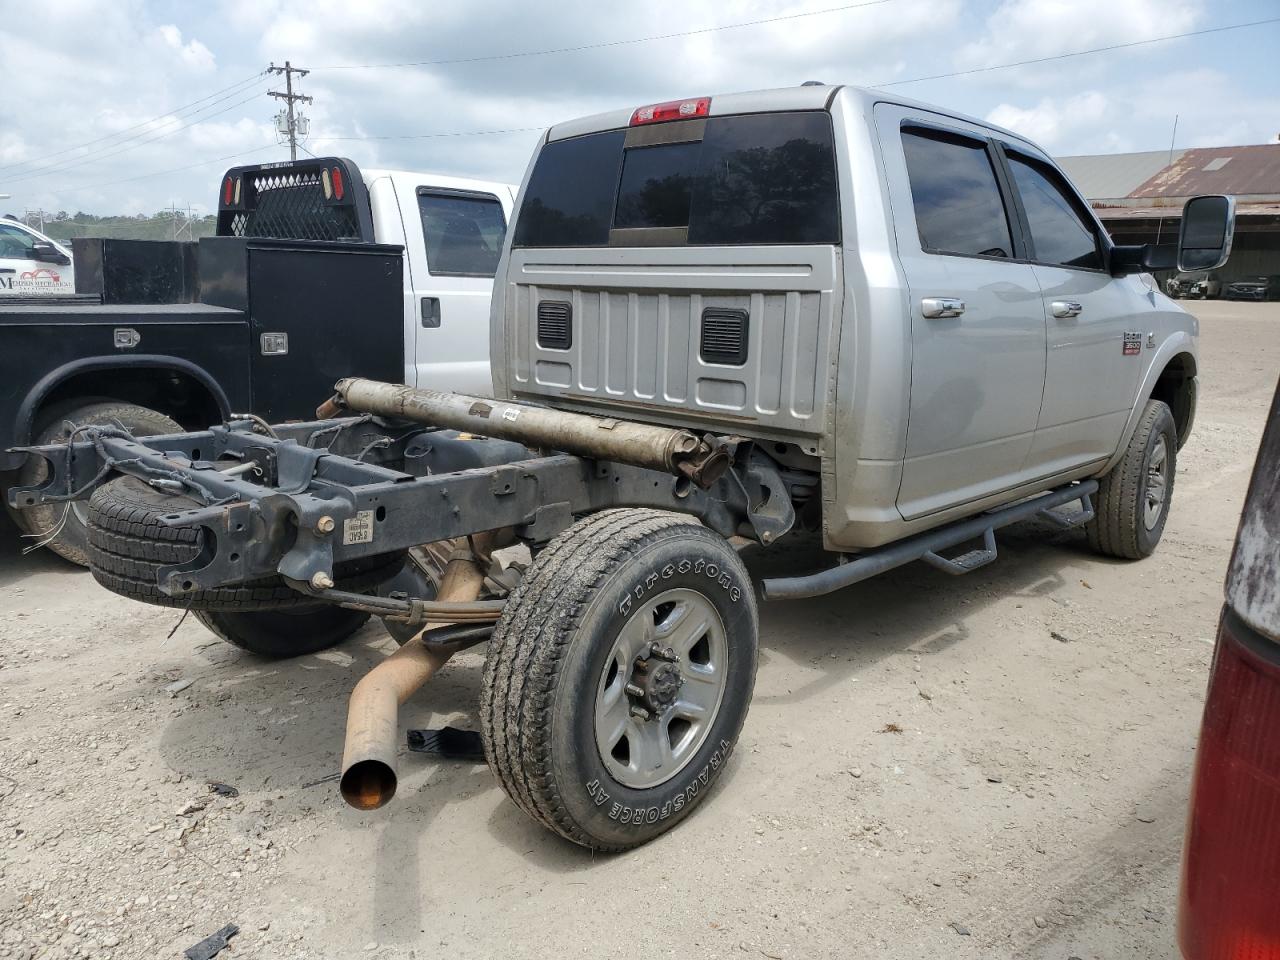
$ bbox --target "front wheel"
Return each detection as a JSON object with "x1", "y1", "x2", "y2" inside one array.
[
  {"x1": 1087, "y1": 399, "x2": 1178, "y2": 559},
  {"x1": 480, "y1": 509, "x2": 758, "y2": 850}
]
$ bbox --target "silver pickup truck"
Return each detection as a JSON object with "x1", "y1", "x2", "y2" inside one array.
[{"x1": 9, "y1": 83, "x2": 1232, "y2": 852}]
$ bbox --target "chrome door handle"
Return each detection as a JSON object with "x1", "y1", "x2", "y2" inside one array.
[
  {"x1": 1051, "y1": 300, "x2": 1083, "y2": 318},
  {"x1": 921, "y1": 297, "x2": 965, "y2": 319}
]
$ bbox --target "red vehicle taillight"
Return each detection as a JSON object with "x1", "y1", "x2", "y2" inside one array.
[
  {"x1": 222, "y1": 176, "x2": 233, "y2": 206},
  {"x1": 630, "y1": 96, "x2": 711, "y2": 126},
  {"x1": 331, "y1": 166, "x2": 345, "y2": 201},
  {"x1": 1179, "y1": 609, "x2": 1280, "y2": 959}
]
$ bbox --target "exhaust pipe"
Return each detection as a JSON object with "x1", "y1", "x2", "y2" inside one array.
[
  {"x1": 323, "y1": 377, "x2": 731, "y2": 488},
  {"x1": 339, "y1": 543, "x2": 488, "y2": 810}
]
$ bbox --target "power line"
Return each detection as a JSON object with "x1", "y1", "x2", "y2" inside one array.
[
  {"x1": 311, "y1": 16, "x2": 1280, "y2": 145},
  {"x1": 2, "y1": 85, "x2": 273, "y2": 186},
  {"x1": 312, "y1": 0, "x2": 896, "y2": 69},
  {"x1": 0, "y1": 72, "x2": 267, "y2": 175},
  {"x1": 873, "y1": 17, "x2": 1280, "y2": 86},
  {"x1": 314, "y1": 125, "x2": 543, "y2": 143},
  {"x1": 36, "y1": 145, "x2": 277, "y2": 196},
  {"x1": 267, "y1": 61, "x2": 313, "y2": 161}
]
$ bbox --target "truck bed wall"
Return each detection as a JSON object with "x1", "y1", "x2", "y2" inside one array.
[{"x1": 72, "y1": 238, "x2": 199, "y2": 304}]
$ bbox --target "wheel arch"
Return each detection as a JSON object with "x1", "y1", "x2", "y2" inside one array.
[
  {"x1": 13, "y1": 355, "x2": 231, "y2": 450},
  {"x1": 1099, "y1": 337, "x2": 1199, "y2": 476}
]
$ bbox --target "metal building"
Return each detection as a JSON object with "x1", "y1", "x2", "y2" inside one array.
[{"x1": 1057, "y1": 143, "x2": 1280, "y2": 286}]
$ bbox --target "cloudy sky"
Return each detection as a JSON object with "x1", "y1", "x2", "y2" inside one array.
[{"x1": 1, "y1": 0, "x2": 1277, "y2": 216}]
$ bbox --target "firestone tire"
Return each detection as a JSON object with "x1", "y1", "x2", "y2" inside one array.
[
  {"x1": 1086, "y1": 399, "x2": 1178, "y2": 560},
  {"x1": 86, "y1": 474, "x2": 405, "y2": 611},
  {"x1": 480, "y1": 508, "x2": 758, "y2": 851},
  {"x1": 11, "y1": 401, "x2": 183, "y2": 566}
]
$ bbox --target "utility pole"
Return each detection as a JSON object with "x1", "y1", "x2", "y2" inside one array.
[{"x1": 267, "y1": 61, "x2": 313, "y2": 161}]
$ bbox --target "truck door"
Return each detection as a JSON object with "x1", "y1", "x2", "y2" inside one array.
[
  {"x1": 996, "y1": 145, "x2": 1143, "y2": 472},
  {"x1": 875, "y1": 106, "x2": 1048, "y2": 520},
  {"x1": 406, "y1": 186, "x2": 509, "y2": 395}
]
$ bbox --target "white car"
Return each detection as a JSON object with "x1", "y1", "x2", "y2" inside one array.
[{"x1": 0, "y1": 218, "x2": 74, "y2": 295}]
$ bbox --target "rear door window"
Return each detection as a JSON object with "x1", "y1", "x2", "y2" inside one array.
[
  {"x1": 513, "y1": 111, "x2": 839, "y2": 247},
  {"x1": 1005, "y1": 153, "x2": 1103, "y2": 270},
  {"x1": 418, "y1": 191, "x2": 507, "y2": 277},
  {"x1": 901, "y1": 128, "x2": 1014, "y2": 260}
]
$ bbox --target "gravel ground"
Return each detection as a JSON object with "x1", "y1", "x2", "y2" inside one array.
[{"x1": 1, "y1": 300, "x2": 1276, "y2": 960}]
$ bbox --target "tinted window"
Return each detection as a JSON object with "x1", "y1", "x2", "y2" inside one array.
[
  {"x1": 513, "y1": 112, "x2": 839, "y2": 247},
  {"x1": 1007, "y1": 154, "x2": 1102, "y2": 270},
  {"x1": 512, "y1": 130, "x2": 625, "y2": 247},
  {"x1": 689, "y1": 112, "x2": 839, "y2": 244},
  {"x1": 614, "y1": 141, "x2": 699, "y2": 230},
  {"x1": 418, "y1": 192, "x2": 507, "y2": 277},
  {"x1": 901, "y1": 129, "x2": 1013, "y2": 259}
]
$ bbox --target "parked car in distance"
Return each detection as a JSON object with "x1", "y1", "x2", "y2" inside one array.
[
  {"x1": 1166, "y1": 271, "x2": 1221, "y2": 299},
  {"x1": 1223, "y1": 274, "x2": 1280, "y2": 301},
  {"x1": 1178, "y1": 374, "x2": 1280, "y2": 958},
  {"x1": 0, "y1": 217, "x2": 74, "y2": 296}
]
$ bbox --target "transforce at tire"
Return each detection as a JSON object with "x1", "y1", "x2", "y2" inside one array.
[{"x1": 480, "y1": 508, "x2": 758, "y2": 851}]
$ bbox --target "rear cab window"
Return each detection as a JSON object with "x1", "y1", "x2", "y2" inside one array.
[
  {"x1": 512, "y1": 111, "x2": 839, "y2": 248},
  {"x1": 418, "y1": 190, "x2": 507, "y2": 277}
]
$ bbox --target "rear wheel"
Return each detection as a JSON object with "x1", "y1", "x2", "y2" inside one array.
[
  {"x1": 11, "y1": 401, "x2": 182, "y2": 566},
  {"x1": 481, "y1": 508, "x2": 758, "y2": 850},
  {"x1": 1087, "y1": 399, "x2": 1178, "y2": 559}
]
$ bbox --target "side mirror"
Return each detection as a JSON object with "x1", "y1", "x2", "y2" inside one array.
[
  {"x1": 1178, "y1": 195, "x2": 1234, "y2": 272},
  {"x1": 30, "y1": 241, "x2": 71, "y2": 266}
]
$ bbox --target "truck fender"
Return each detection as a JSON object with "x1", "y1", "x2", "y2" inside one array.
[
  {"x1": 11, "y1": 354, "x2": 232, "y2": 450},
  {"x1": 1098, "y1": 332, "x2": 1197, "y2": 476}
]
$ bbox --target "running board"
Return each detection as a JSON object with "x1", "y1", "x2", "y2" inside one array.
[{"x1": 762, "y1": 481, "x2": 1099, "y2": 601}]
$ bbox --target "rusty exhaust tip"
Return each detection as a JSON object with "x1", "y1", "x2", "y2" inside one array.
[{"x1": 340, "y1": 759, "x2": 397, "y2": 811}]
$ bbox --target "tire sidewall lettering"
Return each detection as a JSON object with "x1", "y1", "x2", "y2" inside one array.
[{"x1": 557, "y1": 527, "x2": 757, "y2": 844}]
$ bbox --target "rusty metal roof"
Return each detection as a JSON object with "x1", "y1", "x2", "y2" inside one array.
[
  {"x1": 1129, "y1": 144, "x2": 1280, "y2": 199},
  {"x1": 1057, "y1": 150, "x2": 1186, "y2": 201}
]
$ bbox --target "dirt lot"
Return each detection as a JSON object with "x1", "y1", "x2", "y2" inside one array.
[{"x1": 1, "y1": 300, "x2": 1276, "y2": 960}]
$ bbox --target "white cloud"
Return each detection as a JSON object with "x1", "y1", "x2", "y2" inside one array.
[
  {"x1": 986, "y1": 91, "x2": 1117, "y2": 150},
  {"x1": 958, "y1": 0, "x2": 1202, "y2": 73},
  {"x1": 0, "y1": 0, "x2": 1273, "y2": 214},
  {"x1": 156, "y1": 25, "x2": 217, "y2": 72}
]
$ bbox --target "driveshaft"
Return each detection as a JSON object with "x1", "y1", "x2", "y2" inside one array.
[{"x1": 321, "y1": 378, "x2": 731, "y2": 488}]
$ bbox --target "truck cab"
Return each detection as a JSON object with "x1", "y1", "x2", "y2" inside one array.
[
  {"x1": 219, "y1": 159, "x2": 516, "y2": 395},
  {"x1": 491, "y1": 84, "x2": 1210, "y2": 552}
]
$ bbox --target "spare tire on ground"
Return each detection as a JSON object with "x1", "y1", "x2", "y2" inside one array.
[{"x1": 86, "y1": 474, "x2": 405, "y2": 657}]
